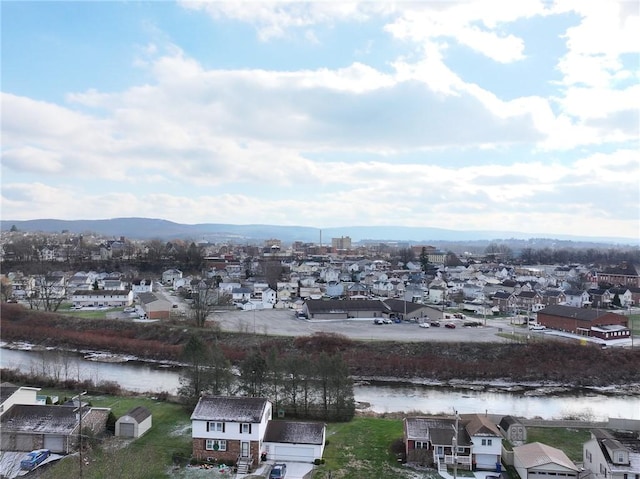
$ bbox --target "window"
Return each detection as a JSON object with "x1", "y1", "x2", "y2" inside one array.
[
  {"x1": 240, "y1": 423, "x2": 251, "y2": 434},
  {"x1": 487, "y1": 439, "x2": 492, "y2": 446},
  {"x1": 207, "y1": 421, "x2": 224, "y2": 432},
  {"x1": 415, "y1": 441, "x2": 428, "y2": 449},
  {"x1": 482, "y1": 439, "x2": 486, "y2": 446},
  {"x1": 205, "y1": 439, "x2": 226, "y2": 451}
]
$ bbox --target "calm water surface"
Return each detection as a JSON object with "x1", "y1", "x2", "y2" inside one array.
[{"x1": 2, "y1": 347, "x2": 638, "y2": 420}]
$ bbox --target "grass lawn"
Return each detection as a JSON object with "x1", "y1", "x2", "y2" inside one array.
[
  {"x1": 38, "y1": 392, "x2": 193, "y2": 479},
  {"x1": 312, "y1": 417, "x2": 438, "y2": 479},
  {"x1": 526, "y1": 427, "x2": 590, "y2": 462}
]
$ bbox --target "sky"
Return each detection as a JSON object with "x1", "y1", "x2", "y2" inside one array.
[{"x1": 1, "y1": 1, "x2": 639, "y2": 240}]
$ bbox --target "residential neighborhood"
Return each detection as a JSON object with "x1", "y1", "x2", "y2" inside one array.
[
  {"x1": 0, "y1": 229, "x2": 639, "y2": 477},
  {"x1": 1, "y1": 383, "x2": 639, "y2": 479}
]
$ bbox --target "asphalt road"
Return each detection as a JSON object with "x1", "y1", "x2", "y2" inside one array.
[{"x1": 209, "y1": 308, "x2": 523, "y2": 343}]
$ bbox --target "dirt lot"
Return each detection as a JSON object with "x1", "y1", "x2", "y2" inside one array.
[{"x1": 211, "y1": 308, "x2": 517, "y2": 343}]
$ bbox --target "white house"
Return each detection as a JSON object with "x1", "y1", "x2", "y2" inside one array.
[
  {"x1": 583, "y1": 429, "x2": 640, "y2": 479},
  {"x1": 162, "y1": 269, "x2": 183, "y2": 285},
  {"x1": 191, "y1": 396, "x2": 273, "y2": 473},
  {"x1": 71, "y1": 290, "x2": 133, "y2": 308},
  {"x1": 190, "y1": 396, "x2": 326, "y2": 474},
  {"x1": 131, "y1": 279, "x2": 153, "y2": 298},
  {"x1": 461, "y1": 414, "x2": 502, "y2": 470},
  {"x1": 0, "y1": 385, "x2": 40, "y2": 417}
]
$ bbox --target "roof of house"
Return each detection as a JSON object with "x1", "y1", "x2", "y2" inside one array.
[
  {"x1": 121, "y1": 406, "x2": 151, "y2": 423},
  {"x1": 0, "y1": 383, "x2": 20, "y2": 404},
  {"x1": 539, "y1": 305, "x2": 622, "y2": 322},
  {"x1": 404, "y1": 417, "x2": 472, "y2": 447},
  {"x1": 461, "y1": 414, "x2": 501, "y2": 437},
  {"x1": 514, "y1": 442, "x2": 578, "y2": 471},
  {"x1": 305, "y1": 299, "x2": 387, "y2": 313},
  {"x1": 137, "y1": 292, "x2": 169, "y2": 305},
  {"x1": 263, "y1": 421, "x2": 325, "y2": 445},
  {"x1": 383, "y1": 299, "x2": 429, "y2": 315},
  {"x1": 191, "y1": 396, "x2": 270, "y2": 423},
  {"x1": 498, "y1": 415, "x2": 522, "y2": 430},
  {"x1": 1, "y1": 404, "x2": 82, "y2": 434},
  {"x1": 73, "y1": 290, "x2": 131, "y2": 297}
]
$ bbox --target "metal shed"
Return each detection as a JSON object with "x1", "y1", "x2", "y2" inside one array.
[{"x1": 115, "y1": 406, "x2": 152, "y2": 438}]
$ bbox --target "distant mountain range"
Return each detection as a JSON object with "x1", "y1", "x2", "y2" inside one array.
[{"x1": 1, "y1": 218, "x2": 637, "y2": 247}]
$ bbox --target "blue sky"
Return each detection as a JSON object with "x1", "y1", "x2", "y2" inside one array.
[{"x1": 2, "y1": 1, "x2": 639, "y2": 240}]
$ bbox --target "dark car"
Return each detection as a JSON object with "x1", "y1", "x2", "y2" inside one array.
[
  {"x1": 270, "y1": 463, "x2": 287, "y2": 479},
  {"x1": 20, "y1": 449, "x2": 50, "y2": 470},
  {"x1": 430, "y1": 320, "x2": 441, "y2": 327},
  {"x1": 444, "y1": 322, "x2": 456, "y2": 329}
]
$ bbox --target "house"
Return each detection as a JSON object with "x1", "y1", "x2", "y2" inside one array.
[
  {"x1": 492, "y1": 291, "x2": 516, "y2": 313},
  {"x1": 191, "y1": 396, "x2": 272, "y2": 472},
  {"x1": 0, "y1": 403, "x2": 110, "y2": 453},
  {"x1": 262, "y1": 420, "x2": 326, "y2": 463},
  {"x1": 540, "y1": 290, "x2": 566, "y2": 307},
  {"x1": 0, "y1": 384, "x2": 40, "y2": 417},
  {"x1": 513, "y1": 442, "x2": 579, "y2": 479},
  {"x1": 403, "y1": 416, "x2": 473, "y2": 470},
  {"x1": 498, "y1": 415, "x2": 527, "y2": 446},
  {"x1": 71, "y1": 289, "x2": 133, "y2": 308},
  {"x1": 137, "y1": 292, "x2": 172, "y2": 319},
  {"x1": 190, "y1": 396, "x2": 326, "y2": 473},
  {"x1": 460, "y1": 413, "x2": 502, "y2": 470},
  {"x1": 583, "y1": 429, "x2": 640, "y2": 479},
  {"x1": 131, "y1": 278, "x2": 153, "y2": 298},
  {"x1": 115, "y1": 406, "x2": 152, "y2": 438},
  {"x1": 608, "y1": 287, "x2": 633, "y2": 308},
  {"x1": 563, "y1": 289, "x2": 590, "y2": 308},
  {"x1": 162, "y1": 269, "x2": 183, "y2": 285},
  {"x1": 594, "y1": 263, "x2": 640, "y2": 288}
]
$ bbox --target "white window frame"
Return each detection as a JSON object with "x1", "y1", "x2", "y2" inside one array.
[
  {"x1": 205, "y1": 439, "x2": 227, "y2": 451},
  {"x1": 415, "y1": 441, "x2": 428, "y2": 449},
  {"x1": 241, "y1": 423, "x2": 250, "y2": 433},
  {"x1": 207, "y1": 421, "x2": 224, "y2": 432}
]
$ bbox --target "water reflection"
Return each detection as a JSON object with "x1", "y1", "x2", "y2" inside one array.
[{"x1": 1, "y1": 347, "x2": 638, "y2": 420}]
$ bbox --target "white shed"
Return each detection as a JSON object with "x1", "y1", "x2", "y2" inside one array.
[{"x1": 115, "y1": 406, "x2": 152, "y2": 438}]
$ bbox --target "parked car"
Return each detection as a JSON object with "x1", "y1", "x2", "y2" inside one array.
[
  {"x1": 20, "y1": 449, "x2": 50, "y2": 470},
  {"x1": 430, "y1": 320, "x2": 441, "y2": 327},
  {"x1": 453, "y1": 313, "x2": 465, "y2": 319},
  {"x1": 445, "y1": 322, "x2": 456, "y2": 329},
  {"x1": 382, "y1": 318, "x2": 393, "y2": 324},
  {"x1": 270, "y1": 463, "x2": 287, "y2": 479},
  {"x1": 418, "y1": 322, "x2": 430, "y2": 328},
  {"x1": 529, "y1": 323, "x2": 546, "y2": 330},
  {"x1": 373, "y1": 318, "x2": 383, "y2": 325}
]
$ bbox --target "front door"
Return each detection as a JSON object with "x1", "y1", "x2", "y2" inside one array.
[{"x1": 241, "y1": 441, "x2": 250, "y2": 458}]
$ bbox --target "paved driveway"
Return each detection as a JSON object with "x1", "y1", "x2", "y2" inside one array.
[{"x1": 210, "y1": 308, "x2": 515, "y2": 343}]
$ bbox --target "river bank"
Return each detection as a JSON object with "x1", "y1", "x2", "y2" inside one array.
[{"x1": 2, "y1": 303, "x2": 640, "y2": 389}]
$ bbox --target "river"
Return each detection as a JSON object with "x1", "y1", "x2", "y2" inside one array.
[{"x1": 1, "y1": 346, "x2": 638, "y2": 421}]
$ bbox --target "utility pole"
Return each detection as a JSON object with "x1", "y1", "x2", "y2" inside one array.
[
  {"x1": 73, "y1": 391, "x2": 87, "y2": 479},
  {"x1": 452, "y1": 409, "x2": 459, "y2": 479}
]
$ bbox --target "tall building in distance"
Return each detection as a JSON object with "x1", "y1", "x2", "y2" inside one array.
[{"x1": 331, "y1": 236, "x2": 352, "y2": 251}]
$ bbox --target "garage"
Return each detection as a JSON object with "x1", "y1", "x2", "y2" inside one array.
[
  {"x1": 475, "y1": 453, "x2": 498, "y2": 470},
  {"x1": 44, "y1": 435, "x2": 66, "y2": 453},
  {"x1": 263, "y1": 421, "x2": 326, "y2": 464},
  {"x1": 16, "y1": 434, "x2": 35, "y2": 451},
  {"x1": 119, "y1": 423, "x2": 135, "y2": 437},
  {"x1": 272, "y1": 445, "x2": 315, "y2": 462}
]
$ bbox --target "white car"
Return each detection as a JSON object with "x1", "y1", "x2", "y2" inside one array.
[
  {"x1": 529, "y1": 324, "x2": 546, "y2": 330},
  {"x1": 418, "y1": 322, "x2": 430, "y2": 328}
]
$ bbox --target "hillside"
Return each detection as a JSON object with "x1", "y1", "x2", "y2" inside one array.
[{"x1": 2, "y1": 217, "x2": 637, "y2": 245}]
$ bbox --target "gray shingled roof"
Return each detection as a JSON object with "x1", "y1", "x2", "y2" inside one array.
[
  {"x1": 263, "y1": 421, "x2": 324, "y2": 445},
  {"x1": 539, "y1": 305, "x2": 618, "y2": 322},
  {"x1": 1, "y1": 404, "x2": 82, "y2": 434},
  {"x1": 123, "y1": 406, "x2": 151, "y2": 423},
  {"x1": 190, "y1": 396, "x2": 269, "y2": 423}
]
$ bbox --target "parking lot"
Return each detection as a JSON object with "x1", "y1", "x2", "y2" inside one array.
[{"x1": 210, "y1": 308, "x2": 519, "y2": 343}]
